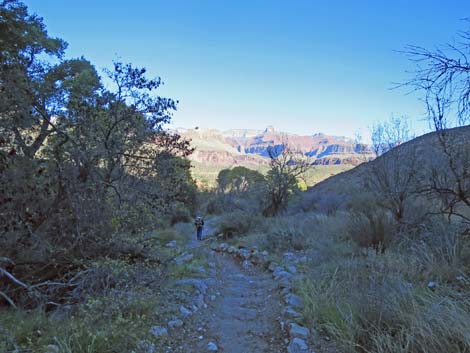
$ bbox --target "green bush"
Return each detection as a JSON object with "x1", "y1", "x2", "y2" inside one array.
[
  {"x1": 348, "y1": 210, "x2": 397, "y2": 252},
  {"x1": 217, "y1": 211, "x2": 263, "y2": 238},
  {"x1": 167, "y1": 203, "x2": 192, "y2": 225}
]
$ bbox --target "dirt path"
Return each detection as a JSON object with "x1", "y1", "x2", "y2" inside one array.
[{"x1": 169, "y1": 226, "x2": 285, "y2": 352}]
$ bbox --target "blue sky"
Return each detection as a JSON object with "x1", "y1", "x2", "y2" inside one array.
[{"x1": 24, "y1": 0, "x2": 470, "y2": 139}]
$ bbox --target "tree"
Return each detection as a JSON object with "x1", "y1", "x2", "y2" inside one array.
[
  {"x1": 0, "y1": 1, "x2": 196, "y2": 308},
  {"x1": 263, "y1": 144, "x2": 311, "y2": 216},
  {"x1": 402, "y1": 21, "x2": 470, "y2": 224},
  {"x1": 370, "y1": 116, "x2": 413, "y2": 156},
  {"x1": 216, "y1": 166, "x2": 265, "y2": 194},
  {"x1": 365, "y1": 145, "x2": 419, "y2": 224}
]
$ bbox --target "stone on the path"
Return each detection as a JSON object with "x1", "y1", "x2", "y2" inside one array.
[
  {"x1": 150, "y1": 326, "x2": 168, "y2": 337},
  {"x1": 237, "y1": 248, "x2": 251, "y2": 260},
  {"x1": 136, "y1": 340, "x2": 156, "y2": 353},
  {"x1": 273, "y1": 266, "x2": 286, "y2": 277},
  {"x1": 45, "y1": 345, "x2": 60, "y2": 353},
  {"x1": 285, "y1": 293, "x2": 303, "y2": 308},
  {"x1": 278, "y1": 275, "x2": 292, "y2": 289},
  {"x1": 287, "y1": 265, "x2": 297, "y2": 274},
  {"x1": 289, "y1": 323, "x2": 310, "y2": 339},
  {"x1": 287, "y1": 337, "x2": 309, "y2": 353},
  {"x1": 207, "y1": 341, "x2": 218, "y2": 351},
  {"x1": 166, "y1": 240, "x2": 177, "y2": 248},
  {"x1": 227, "y1": 246, "x2": 236, "y2": 254},
  {"x1": 179, "y1": 305, "x2": 192, "y2": 317},
  {"x1": 261, "y1": 250, "x2": 269, "y2": 256},
  {"x1": 174, "y1": 252, "x2": 194, "y2": 265},
  {"x1": 283, "y1": 306, "x2": 302, "y2": 319},
  {"x1": 274, "y1": 270, "x2": 292, "y2": 281},
  {"x1": 168, "y1": 319, "x2": 184, "y2": 329},
  {"x1": 218, "y1": 243, "x2": 228, "y2": 252},
  {"x1": 283, "y1": 252, "x2": 299, "y2": 264},
  {"x1": 281, "y1": 287, "x2": 291, "y2": 296},
  {"x1": 175, "y1": 278, "x2": 208, "y2": 294}
]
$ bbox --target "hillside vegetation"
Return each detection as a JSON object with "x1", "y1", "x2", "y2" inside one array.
[
  {"x1": 207, "y1": 124, "x2": 470, "y2": 353},
  {"x1": 2, "y1": 1, "x2": 470, "y2": 353}
]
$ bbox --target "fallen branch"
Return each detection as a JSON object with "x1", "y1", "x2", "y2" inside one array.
[
  {"x1": 0, "y1": 267, "x2": 29, "y2": 289},
  {"x1": 0, "y1": 290, "x2": 16, "y2": 308}
]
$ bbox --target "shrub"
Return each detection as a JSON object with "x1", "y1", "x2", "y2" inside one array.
[
  {"x1": 348, "y1": 209, "x2": 397, "y2": 253},
  {"x1": 265, "y1": 218, "x2": 310, "y2": 252},
  {"x1": 217, "y1": 211, "x2": 263, "y2": 238},
  {"x1": 167, "y1": 203, "x2": 192, "y2": 225}
]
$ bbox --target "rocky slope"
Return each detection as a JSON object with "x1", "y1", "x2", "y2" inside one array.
[{"x1": 178, "y1": 126, "x2": 374, "y2": 167}]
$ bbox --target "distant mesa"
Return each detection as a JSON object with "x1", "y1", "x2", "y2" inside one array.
[
  {"x1": 177, "y1": 126, "x2": 374, "y2": 167},
  {"x1": 264, "y1": 125, "x2": 275, "y2": 133}
]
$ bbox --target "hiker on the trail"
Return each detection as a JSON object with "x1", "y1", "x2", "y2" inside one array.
[{"x1": 195, "y1": 216, "x2": 204, "y2": 240}]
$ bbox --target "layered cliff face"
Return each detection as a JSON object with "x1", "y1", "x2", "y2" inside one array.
[{"x1": 178, "y1": 127, "x2": 374, "y2": 166}]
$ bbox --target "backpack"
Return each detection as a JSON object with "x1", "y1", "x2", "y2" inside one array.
[{"x1": 195, "y1": 218, "x2": 204, "y2": 227}]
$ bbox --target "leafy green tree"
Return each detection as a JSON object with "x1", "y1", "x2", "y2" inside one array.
[
  {"x1": 216, "y1": 166, "x2": 265, "y2": 194},
  {"x1": 0, "y1": 0, "x2": 196, "y2": 308}
]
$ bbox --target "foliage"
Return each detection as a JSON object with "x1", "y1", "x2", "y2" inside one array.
[
  {"x1": 0, "y1": 0, "x2": 196, "y2": 309},
  {"x1": 216, "y1": 210, "x2": 264, "y2": 238},
  {"x1": 216, "y1": 166, "x2": 265, "y2": 194}
]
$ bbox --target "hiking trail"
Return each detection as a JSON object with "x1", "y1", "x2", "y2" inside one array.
[{"x1": 168, "y1": 224, "x2": 285, "y2": 353}]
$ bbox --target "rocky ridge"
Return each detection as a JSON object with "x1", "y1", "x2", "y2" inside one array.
[{"x1": 178, "y1": 126, "x2": 374, "y2": 167}]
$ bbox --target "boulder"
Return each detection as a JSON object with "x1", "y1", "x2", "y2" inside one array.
[
  {"x1": 287, "y1": 337, "x2": 309, "y2": 353},
  {"x1": 283, "y1": 306, "x2": 302, "y2": 319},
  {"x1": 179, "y1": 305, "x2": 192, "y2": 317},
  {"x1": 174, "y1": 253, "x2": 194, "y2": 265},
  {"x1": 274, "y1": 270, "x2": 293, "y2": 281},
  {"x1": 289, "y1": 323, "x2": 310, "y2": 339},
  {"x1": 285, "y1": 294, "x2": 303, "y2": 308},
  {"x1": 168, "y1": 319, "x2": 184, "y2": 329},
  {"x1": 283, "y1": 252, "x2": 299, "y2": 264},
  {"x1": 45, "y1": 345, "x2": 60, "y2": 353},
  {"x1": 207, "y1": 342, "x2": 218, "y2": 351},
  {"x1": 175, "y1": 279, "x2": 208, "y2": 295},
  {"x1": 237, "y1": 248, "x2": 251, "y2": 260},
  {"x1": 150, "y1": 326, "x2": 168, "y2": 337}
]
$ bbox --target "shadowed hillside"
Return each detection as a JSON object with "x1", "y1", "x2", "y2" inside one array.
[{"x1": 304, "y1": 125, "x2": 470, "y2": 203}]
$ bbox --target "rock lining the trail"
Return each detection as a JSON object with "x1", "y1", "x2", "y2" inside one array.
[
  {"x1": 154, "y1": 225, "x2": 316, "y2": 353},
  {"x1": 213, "y1": 243, "x2": 317, "y2": 353}
]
